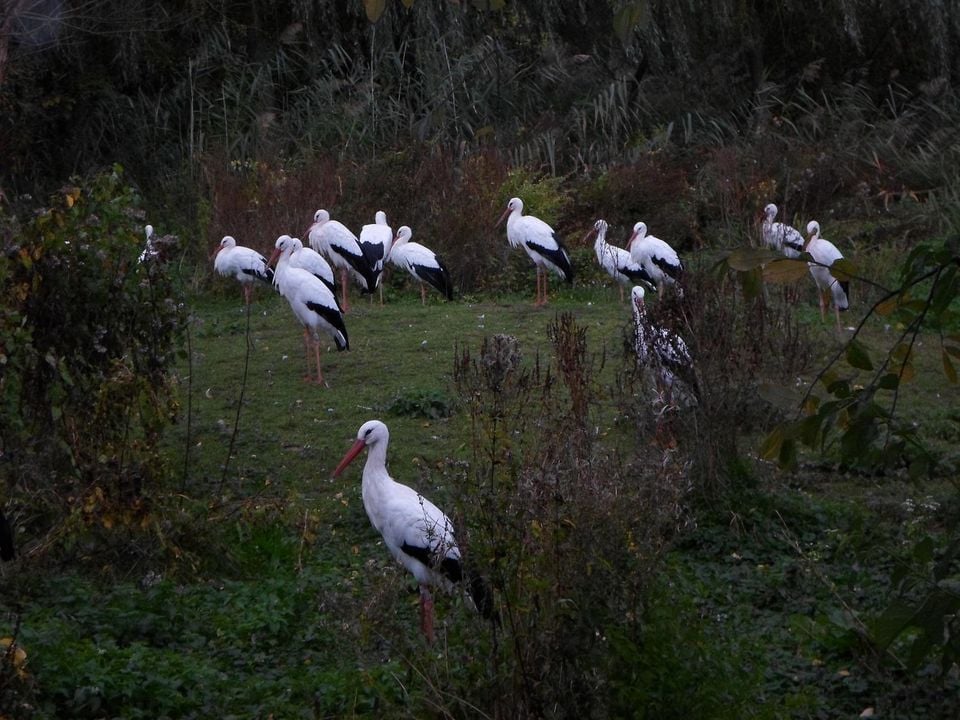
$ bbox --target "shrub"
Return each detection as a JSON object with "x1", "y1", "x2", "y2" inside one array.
[{"x1": 0, "y1": 167, "x2": 186, "y2": 566}]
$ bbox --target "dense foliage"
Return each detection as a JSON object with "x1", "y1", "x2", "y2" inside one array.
[
  {"x1": 0, "y1": 168, "x2": 186, "y2": 562},
  {"x1": 1, "y1": 1, "x2": 960, "y2": 717}
]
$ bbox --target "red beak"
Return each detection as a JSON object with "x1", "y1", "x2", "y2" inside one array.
[
  {"x1": 626, "y1": 230, "x2": 638, "y2": 249},
  {"x1": 494, "y1": 206, "x2": 511, "y2": 230},
  {"x1": 267, "y1": 246, "x2": 282, "y2": 268},
  {"x1": 209, "y1": 244, "x2": 222, "y2": 260},
  {"x1": 333, "y1": 438, "x2": 367, "y2": 477},
  {"x1": 581, "y1": 226, "x2": 598, "y2": 244}
]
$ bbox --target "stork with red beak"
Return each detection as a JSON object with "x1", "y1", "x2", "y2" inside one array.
[
  {"x1": 333, "y1": 420, "x2": 494, "y2": 643},
  {"x1": 495, "y1": 197, "x2": 573, "y2": 306}
]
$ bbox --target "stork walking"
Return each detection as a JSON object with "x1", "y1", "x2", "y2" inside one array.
[
  {"x1": 495, "y1": 197, "x2": 573, "y2": 306},
  {"x1": 626, "y1": 221, "x2": 683, "y2": 294},
  {"x1": 212, "y1": 235, "x2": 274, "y2": 305},
  {"x1": 306, "y1": 209, "x2": 378, "y2": 312},
  {"x1": 333, "y1": 420, "x2": 494, "y2": 643},
  {"x1": 388, "y1": 226, "x2": 454, "y2": 304},
  {"x1": 804, "y1": 220, "x2": 850, "y2": 332},
  {"x1": 585, "y1": 219, "x2": 654, "y2": 302},
  {"x1": 269, "y1": 235, "x2": 348, "y2": 385}
]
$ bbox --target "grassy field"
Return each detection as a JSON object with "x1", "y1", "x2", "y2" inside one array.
[{"x1": 2, "y1": 269, "x2": 958, "y2": 718}]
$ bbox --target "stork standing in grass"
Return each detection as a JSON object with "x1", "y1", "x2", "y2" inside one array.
[
  {"x1": 359, "y1": 210, "x2": 393, "y2": 304},
  {"x1": 333, "y1": 420, "x2": 494, "y2": 643},
  {"x1": 585, "y1": 218, "x2": 654, "y2": 302},
  {"x1": 804, "y1": 220, "x2": 850, "y2": 332},
  {"x1": 269, "y1": 236, "x2": 348, "y2": 385},
  {"x1": 388, "y1": 226, "x2": 454, "y2": 304},
  {"x1": 306, "y1": 209, "x2": 379, "y2": 312},
  {"x1": 632, "y1": 285, "x2": 699, "y2": 407},
  {"x1": 495, "y1": 197, "x2": 573, "y2": 306},
  {"x1": 626, "y1": 221, "x2": 683, "y2": 295},
  {"x1": 212, "y1": 235, "x2": 274, "y2": 305}
]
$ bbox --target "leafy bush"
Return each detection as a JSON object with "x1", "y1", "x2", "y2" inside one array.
[{"x1": 0, "y1": 167, "x2": 186, "y2": 564}]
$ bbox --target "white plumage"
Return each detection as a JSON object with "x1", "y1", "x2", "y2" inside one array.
[
  {"x1": 333, "y1": 420, "x2": 493, "y2": 643},
  {"x1": 495, "y1": 197, "x2": 573, "y2": 306},
  {"x1": 631, "y1": 285, "x2": 699, "y2": 405},
  {"x1": 212, "y1": 235, "x2": 274, "y2": 305},
  {"x1": 804, "y1": 220, "x2": 850, "y2": 331},
  {"x1": 586, "y1": 219, "x2": 654, "y2": 302},
  {"x1": 761, "y1": 203, "x2": 804, "y2": 258},
  {"x1": 283, "y1": 236, "x2": 337, "y2": 297},
  {"x1": 306, "y1": 209, "x2": 378, "y2": 311},
  {"x1": 627, "y1": 221, "x2": 683, "y2": 294},
  {"x1": 389, "y1": 226, "x2": 454, "y2": 304},
  {"x1": 269, "y1": 235, "x2": 349, "y2": 385},
  {"x1": 359, "y1": 210, "x2": 392, "y2": 302}
]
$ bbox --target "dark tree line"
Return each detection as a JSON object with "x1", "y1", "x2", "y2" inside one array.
[{"x1": 1, "y1": 0, "x2": 958, "y2": 202}]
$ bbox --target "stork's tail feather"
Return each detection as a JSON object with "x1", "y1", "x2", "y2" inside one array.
[{"x1": 835, "y1": 280, "x2": 850, "y2": 311}]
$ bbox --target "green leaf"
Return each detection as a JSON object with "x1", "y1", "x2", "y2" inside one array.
[
  {"x1": 870, "y1": 599, "x2": 917, "y2": 649},
  {"x1": 845, "y1": 339, "x2": 873, "y2": 371},
  {"x1": 613, "y1": 1, "x2": 650, "y2": 44},
  {"x1": 723, "y1": 247, "x2": 781, "y2": 271},
  {"x1": 878, "y1": 373, "x2": 900, "y2": 390},
  {"x1": 363, "y1": 0, "x2": 388, "y2": 22},
  {"x1": 830, "y1": 258, "x2": 857, "y2": 281},
  {"x1": 913, "y1": 536, "x2": 935, "y2": 564},
  {"x1": 762, "y1": 258, "x2": 810, "y2": 284},
  {"x1": 943, "y1": 350, "x2": 958, "y2": 384},
  {"x1": 759, "y1": 426, "x2": 784, "y2": 461}
]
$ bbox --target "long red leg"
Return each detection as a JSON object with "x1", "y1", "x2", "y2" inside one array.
[
  {"x1": 419, "y1": 586, "x2": 435, "y2": 644},
  {"x1": 314, "y1": 339, "x2": 324, "y2": 385},
  {"x1": 340, "y1": 269, "x2": 350, "y2": 313}
]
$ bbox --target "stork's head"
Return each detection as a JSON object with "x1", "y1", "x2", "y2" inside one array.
[
  {"x1": 806, "y1": 220, "x2": 821, "y2": 240},
  {"x1": 333, "y1": 420, "x2": 389, "y2": 477},
  {"x1": 495, "y1": 197, "x2": 523, "y2": 229},
  {"x1": 375, "y1": 210, "x2": 388, "y2": 226},
  {"x1": 212, "y1": 235, "x2": 236, "y2": 259},
  {"x1": 582, "y1": 218, "x2": 607, "y2": 244},
  {"x1": 268, "y1": 234, "x2": 294, "y2": 267},
  {"x1": 763, "y1": 203, "x2": 778, "y2": 221},
  {"x1": 627, "y1": 221, "x2": 647, "y2": 248},
  {"x1": 393, "y1": 226, "x2": 413, "y2": 247},
  {"x1": 631, "y1": 285, "x2": 646, "y2": 312}
]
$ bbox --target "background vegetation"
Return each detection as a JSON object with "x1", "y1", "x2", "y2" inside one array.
[{"x1": 1, "y1": 0, "x2": 959, "y2": 717}]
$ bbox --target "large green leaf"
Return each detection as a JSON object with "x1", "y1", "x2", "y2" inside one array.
[
  {"x1": 364, "y1": 0, "x2": 388, "y2": 22},
  {"x1": 845, "y1": 339, "x2": 873, "y2": 371},
  {"x1": 762, "y1": 258, "x2": 810, "y2": 284}
]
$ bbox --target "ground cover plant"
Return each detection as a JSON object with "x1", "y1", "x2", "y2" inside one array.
[{"x1": 2, "y1": 1, "x2": 960, "y2": 717}]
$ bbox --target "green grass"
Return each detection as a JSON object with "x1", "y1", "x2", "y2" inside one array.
[{"x1": 2, "y1": 274, "x2": 958, "y2": 719}]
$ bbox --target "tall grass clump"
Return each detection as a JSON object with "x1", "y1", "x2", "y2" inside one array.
[{"x1": 434, "y1": 315, "x2": 692, "y2": 717}]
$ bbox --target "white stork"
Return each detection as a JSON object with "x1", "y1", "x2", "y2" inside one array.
[
  {"x1": 626, "y1": 222, "x2": 683, "y2": 294},
  {"x1": 761, "y1": 203, "x2": 804, "y2": 258},
  {"x1": 212, "y1": 235, "x2": 275, "y2": 305},
  {"x1": 306, "y1": 209, "x2": 378, "y2": 312},
  {"x1": 359, "y1": 210, "x2": 393, "y2": 304},
  {"x1": 584, "y1": 219, "x2": 654, "y2": 302},
  {"x1": 495, "y1": 197, "x2": 574, "y2": 306},
  {"x1": 333, "y1": 420, "x2": 494, "y2": 643},
  {"x1": 269, "y1": 236, "x2": 349, "y2": 385},
  {"x1": 138, "y1": 224, "x2": 159, "y2": 264},
  {"x1": 388, "y1": 226, "x2": 454, "y2": 304},
  {"x1": 284, "y1": 236, "x2": 337, "y2": 298},
  {"x1": 631, "y1": 285, "x2": 699, "y2": 406},
  {"x1": 804, "y1": 220, "x2": 850, "y2": 332}
]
